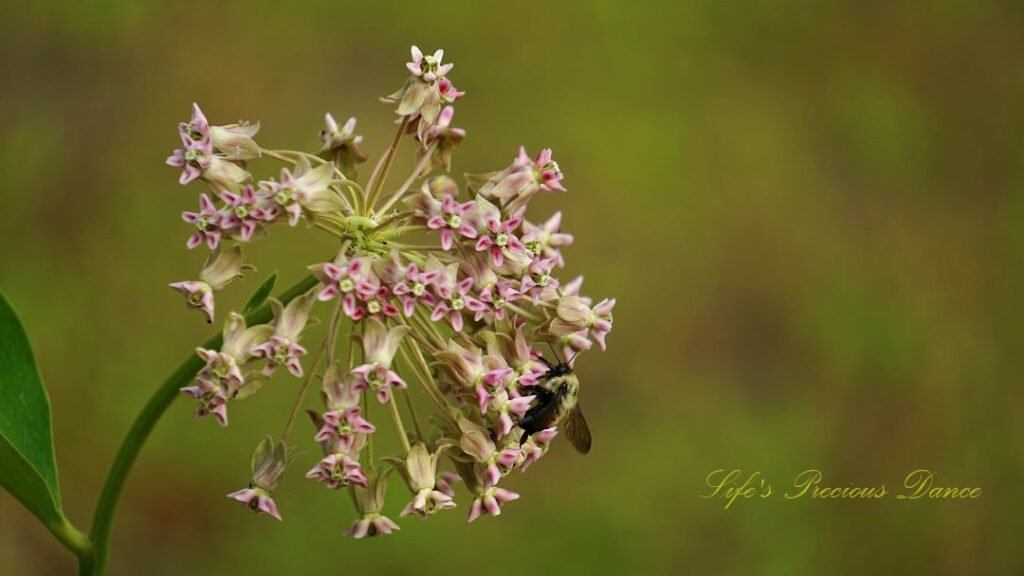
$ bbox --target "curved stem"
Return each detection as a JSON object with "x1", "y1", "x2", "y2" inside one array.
[
  {"x1": 85, "y1": 275, "x2": 318, "y2": 575},
  {"x1": 44, "y1": 514, "x2": 92, "y2": 574}
]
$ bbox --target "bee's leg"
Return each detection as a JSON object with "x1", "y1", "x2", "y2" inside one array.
[
  {"x1": 519, "y1": 430, "x2": 533, "y2": 446},
  {"x1": 531, "y1": 386, "x2": 554, "y2": 402}
]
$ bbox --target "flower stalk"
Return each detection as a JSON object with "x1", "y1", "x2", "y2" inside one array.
[{"x1": 149, "y1": 42, "x2": 617, "y2": 549}]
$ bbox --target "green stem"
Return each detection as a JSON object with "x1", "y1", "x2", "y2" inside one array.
[
  {"x1": 281, "y1": 341, "x2": 326, "y2": 441},
  {"x1": 375, "y1": 142, "x2": 436, "y2": 215},
  {"x1": 401, "y1": 387, "x2": 424, "y2": 441},
  {"x1": 387, "y1": 395, "x2": 412, "y2": 453},
  {"x1": 85, "y1": 275, "x2": 318, "y2": 575},
  {"x1": 365, "y1": 117, "x2": 411, "y2": 214},
  {"x1": 398, "y1": 341, "x2": 457, "y2": 429}
]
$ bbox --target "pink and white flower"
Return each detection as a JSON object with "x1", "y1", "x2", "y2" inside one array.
[
  {"x1": 388, "y1": 443, "x2": 456, "y2": 518},
  {"x1": 311, "y1": 256, "x2": 378, "y2": 320},
  {"x1": 345, "y1": 471, "x2": 400, "y2": 538},
  {"x1": 166, "y1": 134, "x2": 212, "y2": 186},
  {"x1": 476, "y1": 386, "x2": 536, "y2": 437},
  {"x1": 437, "y1": 78, "x2": 465, "y2": 103},
  {"x1": 314, "y1": 406, "x2": 375, "y2": 452},
  {"x1": 476, "y1": 279, "x2": 520, "y2": 322},
  {"x1": 250, "y1": 290, "x2": 317, "y2": 377},
  {"x1": 182, "y1": 313, "x2": 271, "y2": 425},
  {"x1": 220, "y1": 185, "x2": 273, "y2": 241},
  {"x1": 426, "y1": 194, "x2": 477, "y2": 250},
  {"x1": 434, "y1": 339, "x2": 489, "y2": 389},
  {"x1": 170, "y1": 245, "x2": 252, "y2": 324},
  {"x1": 391, "y1": 263, "x2": 440, "y2": 317},
  {"x1": 406, "y1": 46, "x2": 454, "y2": 84},
  {"x1": 179, "y1": 377, "x2": 231, "y2": 426},
  {"x1": 467, "y1": 487, "x2": 520, "y2": 523},
  {"x1": 305, "y1": 453, "x2": 367, "y2": 490},
  {"x1": 549, "y1": 295, "x2": 616, "y2": 351},
  {"x1": 306, "y1": 370, "x2": 369, "y2": 489},
  {"x1": 181, "y1": 193, "x2": 224, "y2": 249},
  {"x1": 227, "y1": 486, "x2": 281, "y2": 521},
  {"x1": 475, "y1": 215, "x2": 526, "y2": 267},
  {"x1": 521, "y1": 212, "x2": 574, "y2": 268},
  {"x1": 520, "y1": 146, "x2": 566, "y2": 192},
  {"x1": 417, "y1": 105, "x2": 466, "y2": 170},
  {"x1": 168, "y1": 281, "x2": 215, "y2": 324},
  {"x1": 319, "y1": 114, "x2": 368, "y2": 178},
  {"x1": 519, "y1": 256, "x2": 560, "y2": 304},
  {"x1": 350, "y1": 318, "x2": 410, "y2": 402},
  {"x1": 458, "y1": 418, "x2": 520, "y2": 488},
  {"x1": 227, "y1": 437, "x2": 295, "y2": 521},
  {"x1": 430, "y1": 275, "x2": 484, "y2": 332},
  {"x1": 471, "y1": 146, "x2": 567, "y2": 214},
  {"x1": 518, "y1": 427, "x2": 557, "y2": 470}
]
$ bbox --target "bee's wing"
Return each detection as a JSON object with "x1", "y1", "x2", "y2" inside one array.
[{"x1": 564, "y1": 404, "x2": 592, "y2": 454}]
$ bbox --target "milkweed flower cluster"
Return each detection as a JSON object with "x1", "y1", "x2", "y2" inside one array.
[{"x1": 166, "y1": 45, "x2": 615, "y2": 534}]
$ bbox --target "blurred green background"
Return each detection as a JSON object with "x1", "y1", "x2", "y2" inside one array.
[{"x1": 2, "y1": 1, "x2": 1023, "y2": 574}]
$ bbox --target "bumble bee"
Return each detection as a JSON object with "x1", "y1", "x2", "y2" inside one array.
[{"x1": 518, "y1": 349, "x2": 592, "y2": 454}]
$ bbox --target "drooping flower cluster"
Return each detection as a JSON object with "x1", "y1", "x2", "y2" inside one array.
[{"x1": 167, "y1": 45, "x2": 614, "y2": 534}]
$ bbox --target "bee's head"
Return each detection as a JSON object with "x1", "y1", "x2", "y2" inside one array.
[
  {"x1": 541, "y1": 342, "x2": 579, "y2": 379},
  {"x1": 548, "y1": 362, "x2": 573, "y2": 378}
]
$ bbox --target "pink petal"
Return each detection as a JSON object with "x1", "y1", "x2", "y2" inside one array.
[
  {"x1": 317, "y1": 284, "x2": 340, "y2": 301},
  {"x1": 258, "y1": 496, "x2": 283, "y2": 521}
]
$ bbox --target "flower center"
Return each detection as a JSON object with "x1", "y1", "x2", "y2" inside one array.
[
  {"x1": 330, "y1": 466, "x2": 354, "y2": 486},
  {"x1": 422, "y1": 57, "x2": 440, "y2": 77},
  {"x1": 212, "y1": 363, "x2": 231, "y2": 378},
  {"x1": 339, "y1": 278, "x2": 355, "y2": 293},
  {"x1": 188, "y1": 291, "x2": 204, "y2": 306},
  {"x1": 412, "y1": 282, "x2": 425, "y2": 296},
  {"x1": 525, "y1": 241, "x2": 541, "y2": 255},
  {"x1": 196, "y1": 216, "x2": 210, "y2": 231},
  {"x1": 537, "y1": 274, "x2": 550, "y2": 287},
  {"x1": 495, "y1": 233, "x2": 509, "y2": 247},
  {"x1": 451, "y1": 295, "x2": 464, "y2": 311},
  {"x1": 184, "y1": 148, "x2": 203, "y2": 166},
  {"x1": 445, "y1": 214, "x2": 462, "y2": 228},
  {"x1": 275, "y1": 188, "x2": 294, "y2": 205},
  {"x1": 235, "y1": 205, "x2": 250, "y2": 219},
  {"x1": 367, "y1": 300, "x2": 381, "y2": 314},
  {"x1": 272, "y1": 342, "x2": 291, "y2": 364}
]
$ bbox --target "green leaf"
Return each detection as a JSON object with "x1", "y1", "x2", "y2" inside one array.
[
  {"x1": 242, "y1": 272, "x2": 278, "y2": 315},
  {"x1": 0, "y1": 292, "x2": 63, "y2": 526}
]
